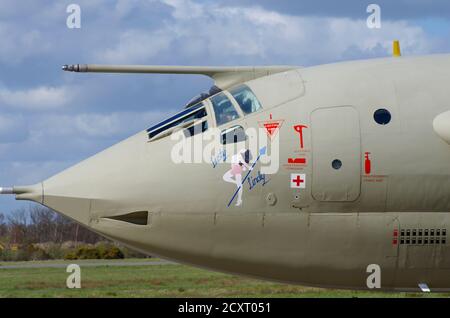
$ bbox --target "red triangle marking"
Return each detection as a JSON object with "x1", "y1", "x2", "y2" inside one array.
[{"x1": 259, "y1": 119, "x2": 284, "y2": 140}]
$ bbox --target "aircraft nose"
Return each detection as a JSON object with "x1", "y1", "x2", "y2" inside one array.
[{"x1": 13, "y1": 131, "x2": 152, "y2": 227}]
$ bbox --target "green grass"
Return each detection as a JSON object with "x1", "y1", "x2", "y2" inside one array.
[{"x1": 0, "y1": 260, "x2": 449, "y2": 298}]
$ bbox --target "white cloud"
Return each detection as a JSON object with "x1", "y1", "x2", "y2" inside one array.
[
  {"x1": 71, "y1": 111, "x2": 170, "y2": 137},
  {"x1": 0, "y1": 86, "x2": 74, "y2": 110},
  {"x1": 0, "y1": 114, "x2": 28, "y2": 143},
  {"x1": 31, "y1": 110, "x2": 171, "y2": 138},
  {"x1": 5, "y1": 160, "x2": 74, "y2": 186},
  {"x1": 0, "y1": 22, "x2": 51, "y2": 64},
  {"x1": 163, "y1": 0, "x2": 204, "y2": 20},
  {"x1": 94, "y1": 0, "x2": 432, "y2": 66},
  {"x1": 97, "y1": 29, "x2": 173, "y2": 63}
]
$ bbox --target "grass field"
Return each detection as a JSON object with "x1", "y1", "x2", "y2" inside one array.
[{"x1": 0, "y1": 259, "x2": 449, "y2": 298}]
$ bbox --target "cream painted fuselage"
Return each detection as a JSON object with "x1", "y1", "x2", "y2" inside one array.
[{"x1": 12, "y1": 55, "x2": 450, "y2": 291}]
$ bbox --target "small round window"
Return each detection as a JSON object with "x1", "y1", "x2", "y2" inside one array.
[
  {"x1": 332, "y1": 159, "x2": 342, "y2": 170},
  {"x1": 374, "y1": 109, "x2": 391, "y2": 125}
]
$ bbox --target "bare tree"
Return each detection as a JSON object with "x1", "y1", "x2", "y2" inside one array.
[
  {"x1": 29, "y1": 206, "x2": 58, "y2": 242},
  {"x1": 4, "y1": 206, "x2": 103, "y2": 244},
  {"x1": 8, "y1": 209, "x2": 29, "y2": 244},
  {"x1": 0, "y1": 213, "x2": 7, "y2": 238}
]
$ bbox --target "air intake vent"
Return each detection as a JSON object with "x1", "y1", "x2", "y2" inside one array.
[
  {"x1": 398, "y1": 228, "x2": 447, "y2": 245},
  {"x1": 105, "y1": 211, "x2": 148, "y2": 225}
]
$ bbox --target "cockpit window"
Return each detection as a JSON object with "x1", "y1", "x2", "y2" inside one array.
[
  {"x1": 229, "y1": 85, "x2": 262, "y2": 115},
  {"x1": 185, "y1": 85, "x2": 222, "y2": 109},
  {"x1": 184, "y1": 120, "x2": 208, "y2": 137},
  {"x1": 147, "y1": 103, "x2": 207, "y2": 139},
  {"x1": 210, "y1": 92, "x2": 240, "y2": 126}
]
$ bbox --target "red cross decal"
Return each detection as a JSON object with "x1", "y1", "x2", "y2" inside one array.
[
  {"x1": 291, "y1": 174, "x2": 306, "y2": 188},
  {"x1": 292, "y1": 175, "x2": 304, "y2": 187}
]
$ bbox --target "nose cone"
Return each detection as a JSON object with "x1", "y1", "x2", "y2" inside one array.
[{"x1": 27, "y1": 131, "x2": 151, "y2": 227}]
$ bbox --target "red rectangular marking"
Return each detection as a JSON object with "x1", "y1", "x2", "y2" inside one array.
[{"x1": 288, "y1": 158, "x2": 306, "y2": 164}]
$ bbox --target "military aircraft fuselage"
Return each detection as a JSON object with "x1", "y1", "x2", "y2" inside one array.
[{"x1": 8, "y1": 54, "x2": 450, "y2": 291}]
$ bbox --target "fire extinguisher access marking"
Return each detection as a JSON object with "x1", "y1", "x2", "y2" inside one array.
[
  {"x1": 362, "y1": 152, "x2": 387, "y2": 183},
  {"x1": 364, "y1": 152, "x2": 371, "y2": 175}
]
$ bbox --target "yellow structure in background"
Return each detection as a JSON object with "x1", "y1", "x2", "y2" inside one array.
[{"x1": 393, "y1": 40, "x2": 401, "y2": 57}]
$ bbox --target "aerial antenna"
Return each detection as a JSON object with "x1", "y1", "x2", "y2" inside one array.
[{"x1": 393, "y1": 40, "x2": 401, "y2": 57}]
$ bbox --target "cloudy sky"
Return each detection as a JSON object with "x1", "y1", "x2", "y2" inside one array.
[{"x1": 0, "y1": 0, "x2": 449, "y2": 213}]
